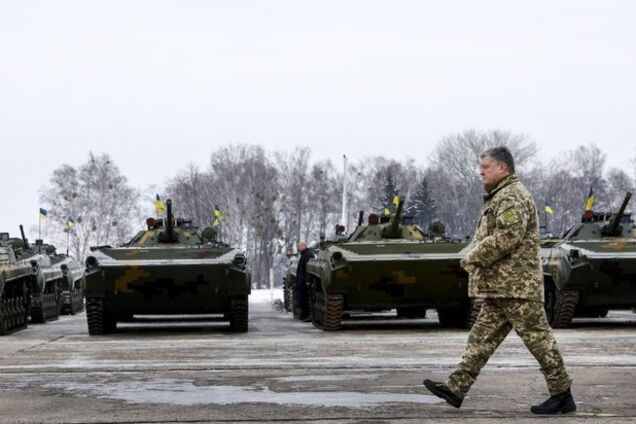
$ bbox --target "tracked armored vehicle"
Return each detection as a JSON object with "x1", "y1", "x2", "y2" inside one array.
[
  {"x1": 282, "y1": 252, "x2": 298, "y2": 313},
  {"x1": 56, "y1": 255, "x2": 85, "y2": 314},
  {"x1": 84, "y1": 199, "x2": 251, "y2": 335},
  {"x1": 14, "y1": 226, "x2": 64, "y2": 323},
  {"x1": 0, "y1": 233, "x2": 32, "y2": 335},
  {"x1": 542, "y1": 192, "x2": 636, "y2": 328},
  {"x1": 307, "y1": 199, "x2": 471, "y2": 331}
]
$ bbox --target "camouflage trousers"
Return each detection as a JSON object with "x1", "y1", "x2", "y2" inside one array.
[{"x1": 447, "y1": 298, "x2": 572, "y2": 397}]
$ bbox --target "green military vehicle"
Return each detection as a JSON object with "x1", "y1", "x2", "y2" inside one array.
[
  {"x1": 0, "y1": 232, "x2": 33, "y2": 334},
  {"x1": 282, "y1": 251, "x2": 298, "y2": 314},
  {"x1": 56, "y1": 255, "x2": 85, "y2": 314},
  {"x1": 84, "y1": 199, "x2": 251, "y2": 335},
  {"x1": 14, "y1": 226, "x2": 64, "y2": 323},
  {"x1": 307, "y1": 198, "x2": 472, "y2": 331},
  {"x1": 542, "y1": 192, "x2": 636, "y2": 328}
]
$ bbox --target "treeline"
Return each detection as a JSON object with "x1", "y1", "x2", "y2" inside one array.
[{"x1": 39, "y1": 130, "x2": 636, "y2": 286}]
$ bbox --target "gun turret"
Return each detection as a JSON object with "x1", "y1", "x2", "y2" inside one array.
[
  {"x1": 159, "y1": 199, "x2": 178, "y2": 243},
  {"x1": 602, "y1": 192, "x2": 632, "y2": 237},
  {"x1": 19, "y1": 225, "x2": 29, "y2": 251},
  {"x1": 382, "y1": 197, "x2": 404, "y2": 239}
]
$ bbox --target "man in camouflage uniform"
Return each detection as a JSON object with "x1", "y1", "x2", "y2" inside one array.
[{"x1": 423, "y1": 146, "x2": 576, "y2": 414}]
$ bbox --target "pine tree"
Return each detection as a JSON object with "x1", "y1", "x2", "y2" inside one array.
[
  {"x1": 380, "y1": 171, "x2": 399, "y2": 214},
  {"x1": 407, "y1": 176, "x2": 436, "y2": 228}
]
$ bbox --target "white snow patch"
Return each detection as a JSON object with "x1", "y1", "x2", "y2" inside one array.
[
  {"x1": 43, "y1": 378, "x2": 442, "y2": 407},
  {"x1": 250, "y1": 288, "x2": 283, "y2": 304}
]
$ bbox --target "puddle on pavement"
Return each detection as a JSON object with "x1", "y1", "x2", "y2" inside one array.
[
  {"x1": 43, "y1": 378, "x2": 442, "y2": 407},
  {"x1": 274, "y1": 373, "x2": 382, "y2": 382}
]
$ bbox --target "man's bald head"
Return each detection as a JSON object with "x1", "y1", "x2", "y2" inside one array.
[{"x1": 297, "y1": 241, "x2": 308, "y2": 252}]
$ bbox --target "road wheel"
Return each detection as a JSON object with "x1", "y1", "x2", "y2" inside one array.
[
  {"x1": 312, "y1": 289, "x2": 343, "y2": 331},
  {"x1": 86, "y1": 298, "x2": 114, "y2": 335},
  {"x1": 30, "y1": 295, "x2": 45, "y2": 324},
  {"x1": 229, "y1": 296, "x2": 249, "y2": 332},
  {"x1": 544, "y1": 285, "x2": 578, "y2": 328},
  {"x1": 283, "y1": 280, "x2": 293, "y2": 313}
]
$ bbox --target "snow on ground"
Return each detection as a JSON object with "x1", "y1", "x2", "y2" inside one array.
[{"x1": 250, "y1": 288, "x2": 283, "y2": 303}]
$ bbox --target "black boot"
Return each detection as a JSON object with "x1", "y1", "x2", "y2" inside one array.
[
  {"x1": 423, "y1": 379, "x2": 463, "y2": 408},
  {"x1": 531, "y1": 388, "x2": 577, "y2": 414}
]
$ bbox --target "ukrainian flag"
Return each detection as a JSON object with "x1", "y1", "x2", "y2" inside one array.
[
  {"x1": 585, "y1": 186, "x2": 595, "y2": 211},
  {"x1": 544, "y1": 201, "x2": 554, "y2": 215},
  {"x1": 155, "y1": 194, "x2": 166, "y2": 215},
  {"x1": 213, "y1": 204, "x2": 224, "y2": 227},
  {"x1": 383, "y1": 207, "x2": 391, "y2": 216},
  {"x1": 67, "y1": 216, "x2": 75, "y2": 228},
  {"x1": 39, "y1": 208, "x2": 48, "y2": 221},
  {"x1": 393, "y1": 195, "x2": 400, "y2": 206}
]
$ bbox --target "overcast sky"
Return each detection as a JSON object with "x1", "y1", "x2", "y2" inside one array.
[{"x1": 1, "y1": 1, "x2": 635, "y2": 238}]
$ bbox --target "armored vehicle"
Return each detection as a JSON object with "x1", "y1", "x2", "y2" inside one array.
[
  {"x1": 307, "y1": 199, "x2": 472, "y2": 331},
  {"x1": 282, "y1": 252, "x2": 298, "y2": 313},
  {"x1": 542, "y1": 192, "x2": 636, "y2": 328},
  {"x1": 84, "y1": 199, "x2": 251, "y2": 335},
  {"x1": 14, "y1": 226, "x2": 64, "y2": 323},
  {"x1": 0, "y1": 233, "x2": 33, "y2": 334},
  {"x1": 55, "y1": 255, "x2": 85, "y2": 314}
]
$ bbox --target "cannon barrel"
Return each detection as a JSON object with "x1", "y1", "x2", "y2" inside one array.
[
  {"x1": 19, "y1": 225, "x2": 29, "y2": 250},
  {"x1": 159, "y1": 199, "x2": 178, "y2": 243},
  {"x1": 357, "y1": 210, "x2": 364, "y2": 228},
  {"x1": 602, "y1": 192, "x2": 632, "y2": 237},
  {"x1": 383, "y1": 197, "x2": 404, "y2": 238}
]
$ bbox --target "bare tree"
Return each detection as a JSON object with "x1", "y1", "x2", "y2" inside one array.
[
  {"x1": 274, "y1": 147, "x2": 311, "y2": 250},
  {"x1": 427, "y1": 129, "x2": 538, "y2": 238},
  {"x1": 605, "y1": 168, "x2": 635, "y2": 210},
  {"x1": 39, "y1": 153, "x2": 139, "y2": 260}
]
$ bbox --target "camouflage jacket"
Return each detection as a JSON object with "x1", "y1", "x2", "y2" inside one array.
[{"x1": 461, "y1": 174, "x2": 544, "y2": 301}]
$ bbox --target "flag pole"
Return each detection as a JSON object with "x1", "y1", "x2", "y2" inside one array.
[{"x1": 340, "y1": 155, "x2": 348, "y2": 230}]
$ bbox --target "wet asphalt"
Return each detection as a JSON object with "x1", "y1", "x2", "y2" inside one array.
[{"x1": 0, "y1": 294, "x2": 635, "y2": 423}]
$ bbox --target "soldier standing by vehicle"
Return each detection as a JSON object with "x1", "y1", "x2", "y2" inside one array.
[
  {"x1": 295, "y1": 240, "x2": 314, "y2": 322},
  {"x1": 423, "y1": 146, "x2": 576, "y2": 415}
]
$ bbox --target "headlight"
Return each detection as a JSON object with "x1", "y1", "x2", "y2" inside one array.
[
  {"x1": 85, "y1": 256, "x2": 99, "y2": 269},
  {"x1": 233, "y1": 253, "x2": 246, "y2": 267}
]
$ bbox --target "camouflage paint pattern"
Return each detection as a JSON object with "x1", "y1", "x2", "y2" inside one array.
[
  {"x1": 541, "y1": 194, "x2": 636, "y2": 313},
  {"x1": 84, "y1": 246, "x2": 249, "y2": 317},
  {"x1": 447, "y1": 298, "x2": 572, "y2": 397},
  {"x1": 461, "y1": 174, "x2": 544, "y2": 301},
  {"x1": 451, "y1": 174, "x2": 571, "y2": 397}
]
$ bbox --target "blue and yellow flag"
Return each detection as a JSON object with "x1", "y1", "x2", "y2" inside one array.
[
  {"x1": 213, "y1": 204, "x2": 224, "y2": 227},
  {"x1": 39, "y1": 208, "x2": 48, "y2": 221},
  {"x1": 585, "y1": 186, "x2": 595, "y2": 211},
  {"x1": 155, "y1": 194, "x2": 166, "y2": 215},
  {"x1": 392, "y1": 195, "x2": 400, "y2": 206},
  {"x1": 544, "y1": 200, "x2": 554, "y2": 215},
  {"x1": 67, "y1": 216, "x2": 75, "y2": 229},
  {"x1": 383, "y1": 207, "x2": 391, "y2": 216}
]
